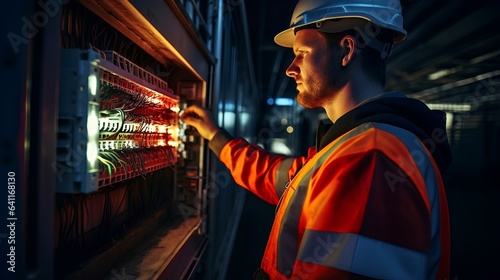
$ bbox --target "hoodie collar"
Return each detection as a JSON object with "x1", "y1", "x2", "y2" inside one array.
[{"x1": 316, "y1": 92, "x2": 452, "y2": 173}]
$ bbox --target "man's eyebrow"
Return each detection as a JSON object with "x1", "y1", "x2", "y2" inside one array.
[{"x1": 293, "y1": 46, "x2": 305, "y2": 52}]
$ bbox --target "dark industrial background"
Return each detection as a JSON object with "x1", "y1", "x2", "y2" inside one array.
[
  {"x1": 227, "y1": 0, "x2": 500, "y2": 279},
  {"x1": 1, "y1": 0, "x2": 499, "y2": 279}
]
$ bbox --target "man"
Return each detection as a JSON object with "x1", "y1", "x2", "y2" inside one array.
[{"x1": 182, "y1": 0, "x2": 451, "y2": 279}]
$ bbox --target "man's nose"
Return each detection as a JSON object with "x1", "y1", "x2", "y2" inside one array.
[{"x1": 286, "y1": 59, "x2": 299, "y2": 78}]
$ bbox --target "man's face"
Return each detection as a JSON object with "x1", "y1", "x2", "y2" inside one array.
[{"x1": 286, "y1": 29, "x2": 339, "y2": 109}]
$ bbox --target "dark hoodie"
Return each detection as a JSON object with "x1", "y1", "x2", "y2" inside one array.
[{"x1": 316, "y1": 91, "x2": 452, "y2": 174}]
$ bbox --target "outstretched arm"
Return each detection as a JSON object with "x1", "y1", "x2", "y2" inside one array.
[{"x1": 180, "y1": 104, "x2": 309, "y2": 205}]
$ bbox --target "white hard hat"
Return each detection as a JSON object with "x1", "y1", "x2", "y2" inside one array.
[{"x1": 274, "y1": 0, "x2": 407, "y2": 48}]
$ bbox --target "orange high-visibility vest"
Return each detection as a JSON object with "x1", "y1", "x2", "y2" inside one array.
[{"x1": 216, "y1": 122, "x2": 450, "y2": 279}]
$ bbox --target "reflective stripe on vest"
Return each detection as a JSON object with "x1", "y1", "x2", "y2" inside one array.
[
  {"x1": 275, "y1": 157, "x2": 295, "y2": 198},
  {"x1": 275, "y1": 122, "x2": 442, "y2": 278},
  {"x1": 276, "y1": 123, "x2": 374, "y2": 275},
  {"x1": 375, "y1": 123, "x2": 442, "y2": 279}
]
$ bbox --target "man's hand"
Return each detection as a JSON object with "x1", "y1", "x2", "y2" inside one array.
[{"x1": 180, "y1": 105, "x2": 220, "y2": 141}]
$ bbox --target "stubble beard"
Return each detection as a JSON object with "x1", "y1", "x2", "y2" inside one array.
[
  {"x1": 296, "y1": 90, "x2": 320, "y2": 109},
  {"x1": 296, "y1": 76, "x2": 336, "y2": 109},
  {"x1": 295, "y1": 48, "x2": 339, "y2": 109}
]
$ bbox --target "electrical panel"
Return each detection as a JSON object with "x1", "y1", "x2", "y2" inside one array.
[
  {"x1": 56, "y1": 48, "x2": 183, "y2": 193},
  {"x1": 4, "y1": 0, "x2": 258, "y2": 278}
]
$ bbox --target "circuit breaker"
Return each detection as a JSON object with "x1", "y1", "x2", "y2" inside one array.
[{"x1": 55, "y1": 48, "x2": 181, "y2": 193}]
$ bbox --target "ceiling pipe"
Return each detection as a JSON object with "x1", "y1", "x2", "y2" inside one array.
[
  {"x1": 237, "y1": 0, "x2": 259, "y2": 104},
  {"x1": 412, "y1": 69, "x2": 500, "y2": 100}
]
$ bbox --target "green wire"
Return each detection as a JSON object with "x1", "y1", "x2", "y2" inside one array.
[{"x1": 98, "y1": 155, "x2": 116, "y2": 175}]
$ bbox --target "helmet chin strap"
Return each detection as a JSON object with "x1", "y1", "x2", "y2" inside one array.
[{"x1": 296, "y1": 19, "x2": 394, "y2": 60}]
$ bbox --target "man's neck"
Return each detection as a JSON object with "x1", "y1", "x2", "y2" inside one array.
[{"x1": 323, "y1": 78, "x2": 384, "y2": 123}]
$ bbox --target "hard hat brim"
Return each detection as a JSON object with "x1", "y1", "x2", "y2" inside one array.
[
  {"x1": 274, "y1": 28, "x2": 296, "y2": 48},
  {"x1": 274, "y1": 17, "x2": 369, "y2": 48}
]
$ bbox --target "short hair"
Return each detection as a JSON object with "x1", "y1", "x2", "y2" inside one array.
[{"x1": 319, "y1": 27, "x2": 393, "y2": 87}]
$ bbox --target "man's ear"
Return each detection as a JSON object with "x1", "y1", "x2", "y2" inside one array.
[{"x1": 340, "y1": 35, "x2": 356, "y2": 67}]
